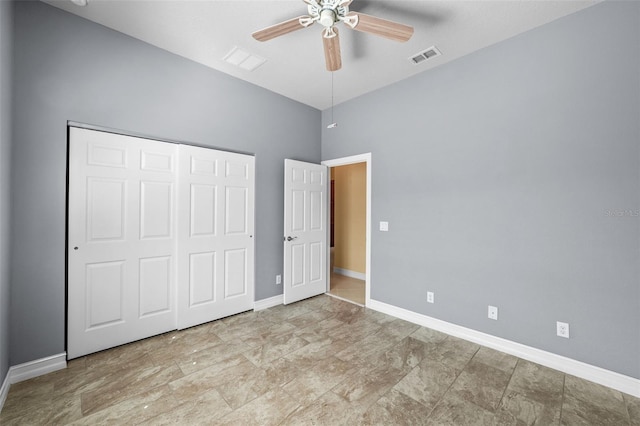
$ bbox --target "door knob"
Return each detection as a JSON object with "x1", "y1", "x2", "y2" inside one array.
[{"x1": 286, "y1": 236, "x2": 297, "y2": 242}]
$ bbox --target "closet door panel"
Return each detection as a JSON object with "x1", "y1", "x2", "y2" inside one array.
[
  {"x1": 68, "y1": 127, "x2": 177, "y2": 359},
  {"x1": 177, "y1": 145, "x2": 255, "y2": 329}
]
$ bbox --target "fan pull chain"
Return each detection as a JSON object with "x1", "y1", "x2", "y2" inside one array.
[{"x1": 328, "y1": 71, "x2": 337, "y2": 129}]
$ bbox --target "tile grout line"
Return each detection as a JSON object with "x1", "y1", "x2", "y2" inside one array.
[
  {"x1": 622, "y1": 393, "x2": 634, "y2": 425},
  {"x1": 495, "y1": 357, "x2": 519, "y2": 415},
  {"x1": 559, "y1": 372, "x2": 567, "y2": 424},
  {"x1": 424, "y1": 338, "x2": 482, "y2": 420}
]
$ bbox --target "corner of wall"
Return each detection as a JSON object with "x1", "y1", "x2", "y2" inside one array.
[{"x1": 0, "y1": 0, "x2": 15, "y2": 399}]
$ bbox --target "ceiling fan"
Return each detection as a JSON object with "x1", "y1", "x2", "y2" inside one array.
[{"x1": 252, "y1": 0, "x2": 414, "y2": 71}]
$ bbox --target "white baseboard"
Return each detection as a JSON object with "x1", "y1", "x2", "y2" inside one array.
[
  {"x1": 368, "y1": 299, "x2": 640, "y2": 398},
  {"x1": 333, "y1": 267, "x2": 366, "y2": 281},
  {"x1": 8, "y1": 353, "x2": 67, "y2": 384},
  {"x1": 254, "y1": 294, "x2": 283, "y2": 311},
  {"x1": 0, "y1": 353, "x2": 67, "y2": 413}
]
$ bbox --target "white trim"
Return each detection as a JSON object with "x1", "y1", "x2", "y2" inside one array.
[
  {"x1": 0, "y1": 353, "x2": 67, "y2": 412},
  {"x1": 254, "y1": 294, "x2": 283, "y2": 311},
  {"x1": 332, "y1": 267, "x2": 366, "y2": 281},
  {"x1": 7, "y1": 353, "x2": 67, "y2": 385},
  {"x1": 368, "y1": 299, "x2": 640, "y2": 398},
  {"x1": 322, "y1": 153, "x2": 372, "y2": 308},
  {"x1": 325, "y1": 292, "x2": 364, "y2": 307},
  {"x1": 0, "y1": 369, "x2": 9, "y2": 413}
]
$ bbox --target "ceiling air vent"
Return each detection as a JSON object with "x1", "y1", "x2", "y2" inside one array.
[
  {"x1": 410, "y1": 46, "x2": 441, "y2": 65},
  {"x1": 223, "y1": 47, "x2": 266, "y2": 71}
]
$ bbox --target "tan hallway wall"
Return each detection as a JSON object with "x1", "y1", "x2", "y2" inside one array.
[{"x1": 332, "y1": 162, "x2": 366, "y2": 274}]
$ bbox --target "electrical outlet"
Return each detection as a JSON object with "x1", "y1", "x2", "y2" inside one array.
[
  {"x1": 427, "y1": 291, "x2": 434, "y2": 304},
  {"x1": 276, "y1": 274, "x2": 282, "y2": 285},
  {"x1": 557, "y1": 321, "x2": 570, "y2": 338},
  {"x1": 488, "y1": 305, "x2": 498, "y2": 320}
]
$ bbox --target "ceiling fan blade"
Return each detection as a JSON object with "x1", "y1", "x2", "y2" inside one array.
[
  {"x1": 349, "y1": 12, "x2": 414, "y2": 42},
  {"x1": 252, "y1": 16, "x2": 309, "y2": 42},
  {"x1": 323, "y1": 28, "x2": 342, "y2": 71}
]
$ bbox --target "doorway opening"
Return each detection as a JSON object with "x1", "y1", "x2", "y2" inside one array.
[{"x1": 322, "y1": 153, "x2": 371, "y2": 307}]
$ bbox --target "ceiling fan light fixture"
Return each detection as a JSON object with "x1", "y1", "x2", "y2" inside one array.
[
  {"x1": 70, "y1": 0, "x2": 88, "y2": 6},
  {"x1": 252, "y1": 0, "x2": 413, "y2": 71},
  {"x1": 319, "y1": 9, "x2": 337, "y2": 27}
]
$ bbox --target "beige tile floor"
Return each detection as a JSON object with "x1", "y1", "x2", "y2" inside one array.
[
  {"x1": 328, "y1": 273, "x2": 365, "y2": 305},
  {"x1": 1, "y1": 295, "x2": 639, "y2": 425}
]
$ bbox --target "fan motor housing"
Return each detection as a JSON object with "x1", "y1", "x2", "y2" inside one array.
[{"x1": 319, "y1": 9, "x2": 337, "y2": 27}]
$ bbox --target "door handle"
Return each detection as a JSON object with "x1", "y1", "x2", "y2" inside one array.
[{"x1": 286, "y1": 236, "x2": 297, "y2": 242}]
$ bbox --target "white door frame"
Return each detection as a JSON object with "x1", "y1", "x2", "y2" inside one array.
[{"x1": 321, "y1": 153, "x2": 372, "y2": 307}]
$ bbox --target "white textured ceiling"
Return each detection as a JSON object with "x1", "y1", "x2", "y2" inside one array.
[{"x1": 44, "y1": 0, "x2": 599, "y2": 110}]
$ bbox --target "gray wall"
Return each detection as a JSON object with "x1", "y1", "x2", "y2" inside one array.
[
  {"x1": 6, "y1": 0, "x2": 639, "y2": 381},
  {"x1": 10, "y1": 1, "x2": 320, "y2": 365},
  {"x1": 0, "y1": 0, "x2": 14, "y2": 384},
  {"x1": 322, "y1": 1, "x2": 639, "y2": 379}
]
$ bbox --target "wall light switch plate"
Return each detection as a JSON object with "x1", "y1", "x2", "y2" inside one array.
[
  {"x1": 379, "y1": 221, "x2": 389, "y2": 232},
  {"x1": 488, "y1": 305, "x2": 498, "y2": 320}
]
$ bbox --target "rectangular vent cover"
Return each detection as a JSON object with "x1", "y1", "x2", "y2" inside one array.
[
  {"x1": 224, "y1": 46, "x2": 266, "y2": 71},
  {"x1": 410, "y1": 46, "x2": 441, "y2": 65}
]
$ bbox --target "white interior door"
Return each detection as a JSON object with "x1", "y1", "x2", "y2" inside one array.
[
  {"x1": 68, "y1": 127, "x2": 177, "y2": 359},
  {"x1": 177, "y1": 145, "x2": 254, "y2": 329},
  {"x1": 283, "y1": 159, "x2": 328, "y2": 304}
]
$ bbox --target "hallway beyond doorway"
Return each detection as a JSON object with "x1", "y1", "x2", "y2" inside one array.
[
  {"x1": 322, "y1": 153, "x2": 372, "y2": 306},
  {"x1": 328, "y1": 247, "x2": 365, "y2": 305}
]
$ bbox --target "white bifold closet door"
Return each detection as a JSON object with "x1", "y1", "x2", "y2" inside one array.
[
  {"x1": 67, "y1": 127, "x2": 254, "y2": 359},
  {"x1": 177, "y1": 144, "x2": 254, "y2": 329}
]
